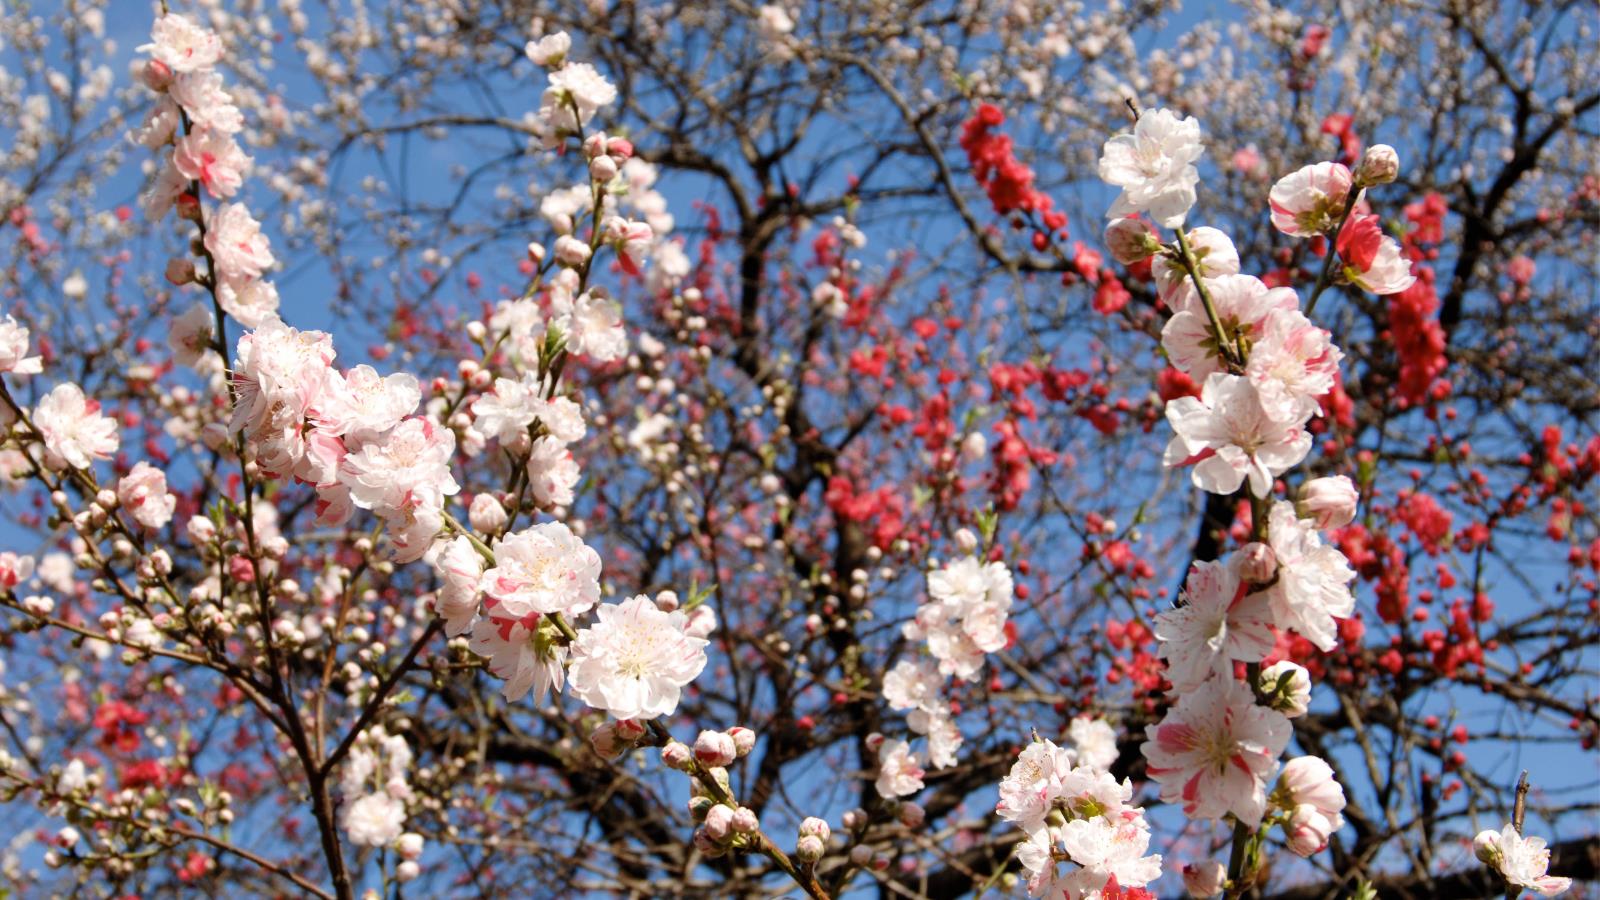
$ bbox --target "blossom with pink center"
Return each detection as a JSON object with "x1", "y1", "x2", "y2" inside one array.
[
  {"x1": 117, "y1": 462, "x2": 177, "y2": 531},
  {"x1": 1336, "y1": 213, "x2": 1416, "y2": 295},
  {"x1": 139, "y1": 14, "x2": 223, "y2": 74},
  {"x1": 338, "y1": 417, "x2": 460, "y2": 514},
  {"x1": 1162, "y1": 273, "x2": 1296, "y2": 378},
  {"x1": 0, "y1": 314, "x2": 43, "y2": 376},
  {"x1": 565, "y1": 594, "x2": 708, "y2": 719},
  {"x1": 172, "y1": 126, "x2": 251, "y2": 199},
  {"x1": 551, "y1": 290, "x2": 627, "y2": 362},
  {"x1": 34, "y1": 383, "x2": 119, "y2": 470},
  {"x1": 481, "y1": 522, "x2": 601, "y2": 619},
  {"x1": 216, "y1": 277, "x2": 280, "y2": 328},
  {"x1": 230, "y1": 318, "x2": 336, "y2": 434},
  {"x1": 1268, "y1": 162, "x2": 1353, "y2": 237},
  {"x1": 874, "y1": 738, "x2": 926, "y2": 799},
  {"x1": 469, "y1": 615, "x2": 568, "y2": 703},
  {"x1": 470, "y1": 374, "x2": 585, "y2": 448},
  {"x1": 1475, "y1": 825, "x2": 1573, "y2": 897},
  {"x1": 169, "y1": 70, "x2": 242, "y2": 133},
  {"x1": 1262, "y1": 501, "x2": 1356, "y2": 651},
  {"x1": 525, "y1": 437, "x2": 580, "y2": 508},
  {"x1": 1153, "y1": 560, "x2": 1276, "y2": 692},
  {"x1": 313, "y1": 365, "x2": 420, "y2": 443},
  {"x1": 204, "y1": 203, "x2": 274, "y2": 285},
  {"x1": 1245, "y1": 309, "x2": 1343, "y2": 421},
  {"x1": 1140, "y1": 675, "x2": 1291, "y2": 826},
  {"x1": 1163, "y1": 373, "x2": 1313, "y2": 497},
  {"x1": 996, "y1": 737, "x2": 1076, "y2": 833}
]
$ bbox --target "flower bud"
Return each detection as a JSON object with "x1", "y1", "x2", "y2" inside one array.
[
  {"x1": 703, "y1": 804, "x2": 735, "y2": 842},
  {"x1": 606, "y1": 137, "x2": 634, "y2": 160},
  {"x1": 1355, "y1": 144, "x2": 1399, "y2": 186},
  {"x1": 1236, "y1": 541, "x2": 1277, "y2": 583},
  {"x1": 187, "y1": 515, "x2": 217, "y2": 544},
  {"x1": 1182, "y1": 860, "x2": 1226, "y2": 897},
  {"x1": 1297, "y1": 475, "x2": 1359, "y2": 529},
  {"x1": 954, "y1": 528, "x2": 978, "y2": 553},
  {"x1": 177, "y1": 192, "x2": 202, "y2": 222},
  {"x1": 897, "y1": 802, "x2": 925, "y2": 828},
  {"x1": 165, "y1": 258, "x2": 196, "y2": 285},
  {"x1": 799, "y1": 816, "x2": 830, "y2": 841},
  {"x1": 614, "y1": 719, "x2": 648, "y2": 742},
  {"x1": 1473, "y1": 828, "x2": 1502, "y2": 864},
  {"x1": 727, "y1": 726, "x2": 756, "y2": 757},
  {"x1": 693, "y1": 827, "x2": 726, "y2": 857},
  {"x1": 468, "y1": 493, "x2": 508, "y2": 533},
  {"x1": 694, "y1": 730, "x2": 737, "y2": 767},
  {"x1": 395, "y1": 833, "x2": 424, "y2": 861},
  {"x1": 1104, "y1": 217, "x2": 1161, "y2": 265},
  {"x1": 840, "y1": 809, "x2": 864, "y2": 830},
  {"x1": 143, "y1": 60, "x2": 173, "y2": 91},
  {"x1": 1284, "y1": 803, "x2": 1335, "y2": 856},
  {"x1": 1259, "y1": 660, "x2": 1312, "y2": 717},
  {"x1": 526, "y1": 242, "x2": 546, "y2": 264},
  {"x1": 654, "y1": 589, "x2": 680, "y2": 612},
  {"x1": 396, "y1": 861, "x2": 420, "y2": 883},
  {"x1": 687, "y1": 795, "x2": 715, "y2": 821},
  {"x1": 849, "y1": 845, "x2": 873, "y2": 867},
  {"x1": 590, "y1": 155, "x2": 619, "y2": 183},
  {"x1": 731, "y1": 806, "x2": 759, "y2": 834},
  {"x1": 553, "y1": 235, "x2": 592, "y2": 267},
  {"x1": 795, "y1": 834, "x2": 825, "y2": 863},
  {"x1": 662, "y1": 741, "x2": 692, "y2": 770},
  {"x1": 589, "y1": 722, "x2": 625, "y2": 759}
]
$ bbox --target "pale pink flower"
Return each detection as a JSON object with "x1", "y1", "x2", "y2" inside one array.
[
  {"x1": 231, "y1": 318, "x2": 336, "y2": 433},
  {"x1": 431, "y1": 536, "x2": 485, "y2": 636},
  {"x1": 1162, "y1": 273, "x2": 1296, "y2": 378},
  {"x1": 216, "y1": 277, "x2": 280, "y2": 328},
  {"x1": 565, "y1": 594, "x2": 709, "y2": 720},
  {"x1": 378, "y1": 492, "x2": 446, "y2": 564},
  {"x1": 996, "y1": 738, "x2": 1075, "y2": 833},
  {"x1": 604, "y1": 216, "x2": 654, "y2": 276},
  {"x1": 1475, "y1": 825, "x2": 1572, "y2": 897},
  {"x1": 0, "y1": 314, "x2": 43, "y2": 375},
  {"x1": 1183, "y1": 860, "x2": 1226, "y2": 897},
  {"x1": 339, "y1": 417, "x2": 460, "y2": 513},
  {"x1": 525, "y1": 31, "x2": 571, "y2": 67},
  {"x1": 1067, "y1": 716, "x2": 1120, "y2": 773},
  {"x1": 313, "y1": 365, "x2": 420, "y2": 442},
  {"x1": 1269, "y1": 162, "x2": 1353, "y2": 237},
  {"x1": 467, "y1": 493, "x2": 508, "y2": 534},
  {"x1": 1246, "y1": 309, "x2": 1343, "y2": 421},
  {"x1": 172, "y1": 126, "x2": 251, "y2": 199},
  {"x1": 140, "y1": 14, "x2": 223, "y2": 74},
  {"x1": 168, "y1": 304, "x2": 215, "y2": 367},
  {"x1": 1055, "y1": 816, "x2": 1163, "y2": 896},
  {"x1": 341, "y1": 792, "x2": 406, "y2": 848},
  {"x1": 1154, "y1": 560, "x2": 1275, "y2": 692},
  {"x1": 0, "y1": 552, "x2": 35, "y2": 590},
  {"x1": 882, "y1": 658, "x2": 943, "y2": 715},
  {"x1": 129, "y1": 97, "x2": 181, "y2": 149},
  {"x1": 117, "y1": 462, "x2": 176, "y2": 531},
  {"x1": 541, "y1": 62, "x2": 617, "y2": 132},
  {"x1": 481, "y1": 522, "x2": 601, "y2": 619},
  {"x1": 169, "y1": 70, "x2": 242, "y2": 133},
  {"x1": 525, "y1": 437, "x2": 580, "y2": 508},
  {"x1": 141, "y1": 161, "x2": 190, "y2": 221},
  {"x1": 1163, "y1": 373, "x2": 1313, "y2": 497},
  {"x1": 874, "y1": 739, "x2": 925, "y2": 799},
  {"x1": 470, "y1": 374, "x2": 585, "y2": 447},
  {"x1": 1276, "y1": 757, "x2": 1346, "y2": 847},
  {"x1": 1262, "y1": 501, "x2": 1356, "y2": 651},
  {"x1": 204, "y1": 203, "x2": 274, "y2": 284},
  {"x1": 34, "y1": 383, "x2": 119, "y2": 469},
  {"x1": 551, "y1": 291, "x2": 627, "y2": 362},
  {"x1": 1140, "y1": 675, "x2": 1291, "y2": 826},
  {"x1": 469, "y1": 615, "x2": 568, "y2": 703},
  {"x1": 1098, "y1": 108, "x2": 1204, "y2": 227}
]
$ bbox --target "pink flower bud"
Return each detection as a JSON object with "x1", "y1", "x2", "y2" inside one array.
[
  {"x1": 840, "y1": 809, "x2": 864, "y2": 830},
  {"x1": 864, "y1": 732, "x2": 885, "y2": 753},
  {"x1": 727, "y1": 726, "x2": 756, "y2": 757},
  {"x1": 848, "y1": 845, "x2": 873, "y2": 867},
  {"x1": 687, "y1": 795, "x2": 714, "y2": 820},
  {"x1": 176, "y1": 192, "x2": 202, "y2": 222},
  {"x1": 1278, "y1": 757, "x2": 1346, "y2": 823},
  {"x1": 467, "y1": 493, "x2": 508, "y2": 533},
  {"x1": 1104, "y1": 216, "x2": 1160, "y2": 265},
  {"x1": 589, "y1": 155, "x2": 619, "y2": 182},
  {"x1": 396, "y1": 861, "x2": 420, "y2": 883},
  {"x1": 526, "y1": 242, "x2": 546, "y2": 264},
  {"x1": 654, "y1": 589, "x2": 680, "y2": 612},
  {"x1": 662, "y1": 741, "x2": 692, "y2": 771},
  {"x1": 693, "y1": 828, "x2": 726, "y2": 857},
  {"x1": 703, "y1": 804, "x2": 734, "y2": 842},
  {"x1": 395, "y1": 833, "x2": 424, "y2": 861},
  {"x1": 1473, "y1": 828, "x2": 1502, "y2": 864},
  {"x1": 1236, "y1": 541, "x2": 1277, "y2": 583},
  {"x1": 897, "y1": 802, "x2": 925, "y2": 828},
  {"x1": 1182, "y1": 860, "x2": 1226, "y2": 897},
  {"x1": 553, "y1": 234, "x2": 592, "y2": 267},
  {"x1": 606, "y1": 137, "x2": 634, "y2": 160},
  {"x1": 589, "y1": 722, "x2": 623, "y2": 759},
  {"x1": 799, "y1": 816, "x2": 830, "y2": 840},
  {"x1": 614, "y1": 719, "x2": 648, "y2": 742},
  {"x1": 694, "y1": 730, "x2": 736, "y2": 767},
  {"x1": 165, "y1": 258, "x2": 196, "y2": 285},
  {"x1": 731, "y1": 806, "x2": 759, "y2": 834},
  {"x1": 1297, "y1": 476, "x2": 1359, "y2": 529},
  {"x1": 582, "y1": 131, "x2": 608, "y2": 159},
  {"x1": 1355, "y1": 144, "x2": 1399, "y2": 186},
  {"x1": 143, "y1": 60, "x2": 173, "y2": 91},
  {"x1": 1285, "y1": 803, "x2": 1335, "y2": 856},
  {"x1": 795, "y1": 834, "x2": 824, "y2": 863}
]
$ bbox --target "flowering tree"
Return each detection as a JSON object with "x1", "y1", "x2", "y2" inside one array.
[{"x1": 0, "y1": 2, "x2": 1595, "y2": 898}]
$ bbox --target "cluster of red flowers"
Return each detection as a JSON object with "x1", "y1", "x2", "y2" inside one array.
[
  {"x1": 1388, "y1": 193, "x2": 1451, "y2": 405},
  {"x1": 959, "y1": 104, "x2": 1067, "y2": 249}
]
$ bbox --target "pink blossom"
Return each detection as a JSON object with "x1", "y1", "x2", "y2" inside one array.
[
  {"x1": 34, "y1": 383, "x2": 119, "y2": 470},
  {"x1": 1268, "y1": 162, "x2": 1353, "y2": 237},
  {"x1": 139, "y1": 14, "x2": 223, "y2": 74},
  {"x1": 469, "y1": 615, "x2": 568, "y2": 703},
  {"x1": 0, "y1": 314, "x2": 43, "y2": 376},
  {"x1": 172, "y1": 127, "x2": 252, "y2": 199},
  {"x1": 117, "y1": 462, "x2": 176, "y2": 531},
  {"x1": 1245, "y1": 309, "x2": 1343, "y2": 422},
  {"x1": 430, "y1": 536, "x2": 485, "y2": 636},
  {"x1": 1163, "y1": 373, "x2": 1313, "y2": 497},
  {"x1": 565, "y1": 594, "x2": 709, "y2": 719},
  {"x1": 204, "y1": 203, "x2": 274, "y2": 285},
  {"x1": 1262, "y1": 501, "x2": 1356, "y2": 651},
  {"x1": 1162, "y1": 273, "x2": 1295, "y2": 378},
  {"x1": 1153, "y1": 560, "x2": 1276, "y2": 692},
  {"x1": 481, "y1": 522, "x2": 601, "y2": 619},
  {"x1": 874, "y1": 739, "x2": 925, "y2": 798},
  {"x1": 1140, "y1": 676, "x2": 1291, "y2": 826}
]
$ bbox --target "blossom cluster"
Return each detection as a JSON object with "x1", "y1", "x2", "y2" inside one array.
[{"x1": 879, "y1": 542, "x2": 1015, "y2": 789}]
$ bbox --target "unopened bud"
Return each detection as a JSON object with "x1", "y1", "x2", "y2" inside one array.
[
  {"x1": 898, "y1": 802, "x2": 925, "y2": 828},
  {"x1": 1104, "y1": 216, "x2": 1161, "y2": 265},
  {"x1": 727, "y1": 726, "x2": 756, "y2": 757},
  {"x1": 165, "y1": 258, "x2": 196, "y2": 285},
  {"x1": 662, "y1": 741, "x2": 692, "y2": 770},
  {"x1": 143, "y1": 60, "x2": 173, "y2": 91},
  {"x1": 703, "y1": 804, "x2": 734, "y2": 842},
  {"x1": 1236, "y1": 542, "x2": 1277, "y2": 583},
  {"x1": 1355, "y1": 144, "x2": 1399, "y2": 186},
  {"x1": 1182, "y1": 860, "x2": 1226, "y2": 897},
  {"x1": 694, "y1": 730, "x2": 737, "y2": 768},
  {"x1": 731, "y1": 806, "x2": 759, "y2": 834},
  {"x1": 795, "y1": 834, "x2": 825, "y2": 863},
  {"x1": 799, "y1": 816, "x2": 830, "y2": 841},
  {"x1": 590, "y1": 155, "x2": 619, "y2": 182},
  {"x1": 849, "y1": 845, "x2": 873, "y2": 867}
]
